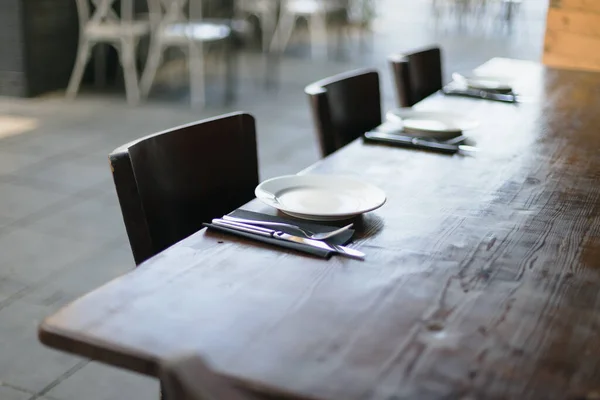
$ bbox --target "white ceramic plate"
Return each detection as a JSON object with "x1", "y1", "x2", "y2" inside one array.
[
  {"x1": 255, "y1": 175, "x2": 386, "y2": 221},
  {"x1": 385, "y1": 109, "x2": 479, "y2": 140},
  {"x1": 453, "y1": 72, "x2": 514, "y2": 91}
]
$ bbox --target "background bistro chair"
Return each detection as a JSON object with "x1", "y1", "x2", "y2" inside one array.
[
  {"x1": 389, "y1": 46, "x2": 443, "y2": 107},
  {"x1": 67, "y1": 0, "x2": 151, "y2": 104},
  {"x1": 109, "y1": 112, "x2": 259, "y2": 265},
  {"x1": 140, "y1": 0, "x2": 240, "y2": 106},
  {"x1": 305, "y1": 68, "x2": 381, "y2": 157}
]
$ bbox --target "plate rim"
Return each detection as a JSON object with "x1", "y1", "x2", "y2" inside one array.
[
  {"x1": 386, "y1": 108, "x2": 480, "y2": 132},
  {"x1": 255, "y1": 174, "x2": 387, "y2": 218},
  {"x1": 466, "y1": 77, "x2": 513, "y2": 91}
]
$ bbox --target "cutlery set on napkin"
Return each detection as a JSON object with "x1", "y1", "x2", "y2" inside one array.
[
  {"x1": 363, "y1": 112, "x2": 478, "y2": 155},
  {"x1": 442, "y1": 72, "x2": 520, "y2": 103},
  {"x1": 203, "y1": 209, "x2": 365, "y2": 260}
]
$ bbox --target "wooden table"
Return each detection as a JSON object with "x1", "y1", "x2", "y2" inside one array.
[{"x1": 39, "y1": 58, "x2": 600, "y2": 400}]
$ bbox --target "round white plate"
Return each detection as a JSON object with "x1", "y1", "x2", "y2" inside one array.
[
  {"x1": 453, "y1": 72, "x2": 514, "y2": 91},
  {"x1": 255, "y1": 175, "x2": 386, "y2": 221},
  {"x1": 386, "y1": 109, "x2": 479, "y2": 140}
]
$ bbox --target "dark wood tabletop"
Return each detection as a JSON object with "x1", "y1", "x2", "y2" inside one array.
[{"x1": 39, "y1": 58, "x2": 600, "y2": 400}]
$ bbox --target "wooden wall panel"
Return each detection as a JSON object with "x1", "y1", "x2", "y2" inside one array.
[{"x1": 544, "y1": 0, "x2": 600, "y2": 72}]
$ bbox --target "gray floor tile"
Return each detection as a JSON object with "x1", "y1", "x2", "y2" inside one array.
[
  {"x1": 46, "y1": 362, "x2": 159, "y2": 400},
  {"x1": 0, "y1": 130, "x2": 105, "y2": 159},
  {"x1": 0, "y1": 301, "x2": 83, "y2": 393},
  {"x1": 15, "y1": 153, "x2": 113, "y2": 195},
  {"x1": 0, "y1": 225, "x2": 108, "y2": 286},
  {"x1": 21, "y1": 243, "x2": 134, "y2": 310},
  {"x1": 0, "y1": 149, "x2": 48, "y2": 176},
  {"x1": 29, "y1": 195, "x2": 126, "y2": 242},
  {"x1": 0, "y1": 385, "x2": 33, "y2": 400},
  {"x1": 0, "y1": 181, "x2": 69, "y2": 223},
  {"x1": 0, "y1": 275, "x2": 29, "y2": 305}
]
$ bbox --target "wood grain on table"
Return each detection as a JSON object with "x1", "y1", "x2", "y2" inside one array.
[{"x1": 39, "y1": 59, "x2": 600, "y2": 400}]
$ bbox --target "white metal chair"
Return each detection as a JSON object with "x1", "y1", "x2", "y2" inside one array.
[
  {"x1": 269, "y1": 0, "x2": 348, "y2": 58},
  {"x1": 235, "y1": 0, "x2": 279, "y2": 52},
  {"x1": 140, "y1": 0, "x2": 236, "y2": 106},
  {"x1": 67, "y1": 0, "x2": 151, "y2": 104}
]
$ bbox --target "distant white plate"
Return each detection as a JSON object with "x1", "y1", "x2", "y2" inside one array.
[
  {"x1": 386, "y1": 109, "x2": 479, "y2": 140},
  {"x1": 453, "y1": 72, "x2": 514, "y2": 91},
  {"x1": 255, "y1": 175, "x2": 386, "y2": 221}
]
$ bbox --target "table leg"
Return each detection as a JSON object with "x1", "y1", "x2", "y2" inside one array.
[{"x1": 95, "y1": 44, "x2": 107, "y2": 88}]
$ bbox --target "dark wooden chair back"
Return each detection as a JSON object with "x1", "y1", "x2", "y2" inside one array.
[
  {"x1": 389, "y1": 46, "x2": 443, "y2": 107},
  {"x1": 109, "y1": 112, "x2": 259, "y2": 265},
  {"x1": 305, "y1": 69, "x2": 382, "y2": 157}
]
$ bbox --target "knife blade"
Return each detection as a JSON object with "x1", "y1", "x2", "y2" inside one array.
[
  {"x1": 364, "y1": 131, "x2": 477, "y2": 154},
  {"x1": 211, "y1": 219, "x2": 365, "y2": 260}
]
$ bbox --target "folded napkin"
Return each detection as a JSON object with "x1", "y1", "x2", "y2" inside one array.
[
  {"x1": 442, "y1": 84, "x2": 517, "y2": 103},
  {"x1": 203, "y1": 209, "x2": 355, "y2": 258}
]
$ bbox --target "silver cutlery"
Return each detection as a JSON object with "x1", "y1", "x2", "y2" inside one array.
[
  {"x1": 364, "y1": 131, "x2": 478, "y2": 154},
  {"x1": 443, "y1": 87, "x2": 518, "y2": 103},
  {"x1": 222, "y1": 215, "x2": 353, "y2": 240},
  {"x1": 211, "y1": 219, "x2": 365, "y2": 260}
]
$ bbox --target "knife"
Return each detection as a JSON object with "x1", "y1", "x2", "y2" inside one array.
[
  {"x1": 442, "y1": 87, "x2": 519, "y2": 103},
  {"x1": 210, "y1": 219, "x2": 366, "y2": 260},
  {"x1": 364, "y1": 131, "x2": 477, "y2": 154}
]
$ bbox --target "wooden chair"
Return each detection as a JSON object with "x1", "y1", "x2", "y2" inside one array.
[
  {"x1": 109, "y1": 112, "x2": 259, "y2": 265},
  {"x1": 305, "y1": 68, "x2": 381, "y2": 157},
  {"x1": 389, "y1": 46, "x2": 443, "y2": 107},
  {"x1": 67, "y1": 0, "x2": 151, "y2": 104}
]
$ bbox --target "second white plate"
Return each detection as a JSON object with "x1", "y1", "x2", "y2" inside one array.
[
  {"x1": 453, "y1": 72, "x2": 514, "y2": 91},
  {"x1": 255, "y1": 175, "x2": 386, "y2": 221},
  {"x1": 386, "y1": 109, "x2": 479, "y2": 140}
]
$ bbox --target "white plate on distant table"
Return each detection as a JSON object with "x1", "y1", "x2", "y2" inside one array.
[
  {"x1": 453, "y1": 72, "x2": 514, "y2": 92},
  {"x1": 386, "y1": 109, "x2": 479, "y2": 141},
  {"x1": 255, "y1": 175, "x2": 386, "y2": 221}
]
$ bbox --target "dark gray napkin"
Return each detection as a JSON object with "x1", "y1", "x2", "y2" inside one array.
[
  {"x1": 442, "y1": 85, "x2": 517, "y2": 103},
  {"x1": 203, "y1": 209, "x2": 355, "y2": 258}
]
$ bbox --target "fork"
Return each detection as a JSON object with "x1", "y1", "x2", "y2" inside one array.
[{"x1": 222, "y1": 215, "x2": 353, "y2": 240}]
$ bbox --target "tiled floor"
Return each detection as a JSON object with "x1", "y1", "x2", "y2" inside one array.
[{"x1": 0, "y1": 1, "x2": 548, "y2": 399}]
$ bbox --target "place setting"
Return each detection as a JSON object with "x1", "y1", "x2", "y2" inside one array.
[
  {"x1": 363, "y1": 108, "x2": 479, "y2": 155},
  {"x1": 203, "y1": 174, "x2": 387, "y2": 260},
  {"x1": 442, "y1": 71, "x2": 521, "y2": 103}
]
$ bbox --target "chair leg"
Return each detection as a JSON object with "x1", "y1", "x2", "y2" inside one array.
[
  {"x1": 269, "y1": 10, "x2": 296, "y2": 54},
  {"x1": 309, "y1": 12, "x2": 327, "y2": 59},
  {"x1": 223, "y1": 39, "x2": 237, "y2": 105},
  {"x1": 119, "y1": 38, "x2": 141, "y2": 105},
  {"x1": 260, "y1": 10, "x2": 276, "y2": 53},
  {"x1": 140, "y1": 39, "x2": 164, "y2": 98},
  {"x1": 66, "y1": 39, "x2": 93, "y2": 100},
  {"x1": 94, "y1": 43, "x2": 108, "y2": 88},
  {"x1": 188, "y1": 41, "x2": 205, "y2": 107}
]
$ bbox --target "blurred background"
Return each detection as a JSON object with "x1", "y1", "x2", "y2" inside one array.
[{"x1": 0, "y1": 1, "x2": 548, "y2": 399}]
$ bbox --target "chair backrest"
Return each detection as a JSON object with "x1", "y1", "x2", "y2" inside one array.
[
  {"x1": 75, "y1": 0, "x2": 134, "y2": 28},
  {"x1": 389, "y1": 46, "x2": 443, "y2": 107},
  {"x1": 305, "y1": 68, "x2": 381, "y2": 157},
  {"x1": 109, "y1": 112, "x2": 259, "y2": 265},
  {"x1": 147, "y1": 0, "x2": 194, "y2": 27}
]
